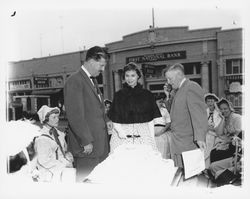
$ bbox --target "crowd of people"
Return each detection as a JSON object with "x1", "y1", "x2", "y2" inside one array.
[{"x1": 7, "y1": 46, "x2": 243, "y2": 186}]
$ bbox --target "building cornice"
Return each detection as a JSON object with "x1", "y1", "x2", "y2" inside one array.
[{"x1": 107, "y1": 37, "x2": 217, "y2": 53}]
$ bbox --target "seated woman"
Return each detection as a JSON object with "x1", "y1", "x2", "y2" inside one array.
[
  {"x1": 209, "y1": 132, "x2": 243, "y2": 185},
  {"x1": 204, "y1": 93, "x2": 224, "y2": 168},
  {"x1": 154, "y1": 96, "x2": 171, "y2": 159},
  {"x1": 108, "y1": 62, "x2": 161, "y2": 153},
  {"x1": 35, "y1": 105, "x2": 74, "y2": 182},
  {"x1": 210, "y1": 98, "x2": 242, "y2": 164}
]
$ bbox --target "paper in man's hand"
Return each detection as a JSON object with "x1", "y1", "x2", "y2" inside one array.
[{"x1": 182, "y1": 149, "x2": 205, "y2": 179}]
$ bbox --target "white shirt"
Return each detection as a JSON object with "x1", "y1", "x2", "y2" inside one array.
[
  {"x1": 81, "y1": 65, "x2": 94, "y2": 85},
  {"x1": 81, "y1": 65, "x2": 101, "y2": 101}
]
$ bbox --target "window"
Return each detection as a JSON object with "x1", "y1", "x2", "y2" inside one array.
[
  {"x1": 149, "y1": 83, "x2": 165, "y2": 90},
  {"x1": 190, "y1": 78, "x2": 201, "y2": 86},
  {"x1": 226, "y1": 59, "x2": 242, "y2": 75},
  {"x1": 182, "y1": 62, "x2": 201, "y2": 75}
]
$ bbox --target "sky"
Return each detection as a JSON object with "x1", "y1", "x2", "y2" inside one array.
[{"x1": 0, "y1": 0, "x2": 248, "y2": 62}]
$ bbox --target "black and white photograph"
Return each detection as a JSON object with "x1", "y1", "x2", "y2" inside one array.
[{"x1": 0, "y1": 0, "x2": 249, "y2": 198}]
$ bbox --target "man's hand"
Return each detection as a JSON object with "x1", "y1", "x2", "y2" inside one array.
[
  {"x1": 107, "y1": 121, "x2": 113, "y2": 131},
  {"x1": 197, "y1": 140, "x2": 206, "y2": 151},
  {"x1": 84, "y1": 143, "x2": 93, "y2": 155}
]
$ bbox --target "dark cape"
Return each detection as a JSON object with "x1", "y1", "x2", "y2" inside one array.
[{"x1": 108, "y1": 83, "x2": 161, "y2": 124}]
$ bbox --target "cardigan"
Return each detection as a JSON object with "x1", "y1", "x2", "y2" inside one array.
[{"x1": 108, "y1": 83, "x2": 161, "y2": 124}]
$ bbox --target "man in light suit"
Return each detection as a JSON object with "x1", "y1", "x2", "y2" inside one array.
[
  {"x1": 64, "y1": 46, "x2": 110, "y2": 182},
  {"x1": 165, "y1": 63, "x2": 208, "y2": 168}
]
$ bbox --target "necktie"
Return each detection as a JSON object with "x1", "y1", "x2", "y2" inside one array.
[
  {"x1": 208, "y1": 112, "x2": 214, "y2": 123},
  {"x1": 49, "y1": 127, "x2": 66, "y2": 158},
  {"x1": 90, "y1": 76, "x2": 103, "y2": 99}
]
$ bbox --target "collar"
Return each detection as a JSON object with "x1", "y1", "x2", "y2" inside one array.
[
  {"x1": 179, "y1": 78, "x2": 186, "y2": 89},
  {"x1": 40, "y1": 125, "x2": 52, "y2": 135},
  {"x1": 123, "y1": 83, "x2": 142, "y2": 90},
  {"x1": 42, "y1": 125, "x2": 59, "y2": 133},
  {"x1": 81, "y1": 65, "x2": 92, "y2": 79}
]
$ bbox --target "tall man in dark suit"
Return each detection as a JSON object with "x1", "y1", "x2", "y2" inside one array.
[
  {"x1": 64, "y1": 46, "x2": 110, "y2": 182},
  {"x1": 165, "y1": 63, "x2": 208, "y2": 168}
]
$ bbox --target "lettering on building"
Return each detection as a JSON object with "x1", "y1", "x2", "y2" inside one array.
[
  {"x1": 33, "y1": 76, "x2": 64, "y2": 88},
  {"x1": 126, "y1": 51, "x2": 186, "y2": 63},
  {"x1": 9, "y1": 80, "x2": 31, "y2": 91},
  {"x1": 34, "y1": 77, "x2": 49, "y2": 88}
]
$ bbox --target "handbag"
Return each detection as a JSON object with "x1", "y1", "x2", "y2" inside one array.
[{"x1": 215, "y1": 169, "x2": 238, "y2": 186}]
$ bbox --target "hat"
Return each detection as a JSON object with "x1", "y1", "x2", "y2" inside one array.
[
  {"x1": 216, "y1": 98, "x2": 235, "y2": 112},
  {"x1": 205, "y1": 93, "x2": 219, "y2": 102},
  {"x1": 37, "y1": 105, "x2": 60, "y2": 123}
]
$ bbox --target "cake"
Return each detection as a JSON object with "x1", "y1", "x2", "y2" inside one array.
[{"x1": 86, "y1": 144, "x2": 177, "y2": 185}]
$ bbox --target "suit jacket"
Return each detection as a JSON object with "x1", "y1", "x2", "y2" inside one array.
[
  {"x1": 170, "y1": 79, "x2": 208, "y2": 167},
  {"x1": 64, "y1": 69, "x2": 109, "y2": 158}
]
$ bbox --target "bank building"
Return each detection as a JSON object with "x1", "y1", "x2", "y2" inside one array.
[{"x1": 7, "y1": 26, "x2": 243, "y2": 120}]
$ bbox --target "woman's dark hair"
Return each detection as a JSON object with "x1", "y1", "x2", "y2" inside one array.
[
  {"x1": 217, "y1": 98, "x2": 235, "y2": 112},
  {"x1": 123, "y1": 62, "x2": 141, "y2": 79},
  {"x1": 43, "y1": 109, "x2": 60, "y2": 124},
  {"x1": 104, "y1": 99, "x2": 112, "y2": 106},
  {"x1": 85, "y1": 46, "x2": 109, "y2": 61}
]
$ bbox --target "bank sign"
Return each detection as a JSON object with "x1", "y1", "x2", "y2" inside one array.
[
  {"x1": 126, "y1": 51, "x2": 186, "y2": 63},
  {"x1": 34, "y1": 76, "x2": 49, "y2": 87}
]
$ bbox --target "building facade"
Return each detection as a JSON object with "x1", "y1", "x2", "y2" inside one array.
[{"x1": 7, "y1": 26, "x2": 243, "y2": 120}]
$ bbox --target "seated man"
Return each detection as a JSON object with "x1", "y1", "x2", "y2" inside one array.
[{"x1": 34, "y1": 105, "x2": 74, "y2": 182}]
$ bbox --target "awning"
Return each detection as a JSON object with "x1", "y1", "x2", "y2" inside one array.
[{"x1": 31, "y1": 88, "x2": 62, "y2": 95}]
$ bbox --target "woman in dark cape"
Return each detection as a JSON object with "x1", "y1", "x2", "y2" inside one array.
[{"x1": 108, "y1": 62, "x2": 161, "y2": 153}]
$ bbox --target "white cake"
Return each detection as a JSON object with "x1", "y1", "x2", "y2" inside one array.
[{"x1": 86, "y1": 144, "x2": 177, "y2": 185}]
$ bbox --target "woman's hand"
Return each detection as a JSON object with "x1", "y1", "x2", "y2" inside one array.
[
  {"x1": 154, "y1": 127, "x2": 166, "y2": 137},
  {"x1": 113, "y1": 122, "x2": 127, "y2": 139},
  {"x1": 208, "y1": 123, "x2": 215, "y2": 131},
  {"x1": 215, "y1": 142, "x2": 229, "y2": 150},
  {"x1": 115, "y1": 129, "x2": 127, "y2": 139},
  {"x1": 65, "y1": 152, "x2": 74, "y2": 163}
]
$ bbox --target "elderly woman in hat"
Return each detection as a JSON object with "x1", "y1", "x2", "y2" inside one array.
[
  {"x1": 210, "y1": 98, "x2": 242, "y2": 163},
  {"x1": 204, "y1": 93, "x2": 224, "y2": 168},
  {"x1": 35, "y1": 105, "x2": 74, "y2": 182}
]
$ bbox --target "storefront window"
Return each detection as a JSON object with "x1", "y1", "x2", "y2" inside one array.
[
  {"x1": 149, "y1": 83, "x2": 165, "y2": 91},
  {"x1": 182, "y1": 62, "x2": 201, "y2": 75},
  {"x1": 226, "y1": 59, "x2": 242, "y2": 75}
]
